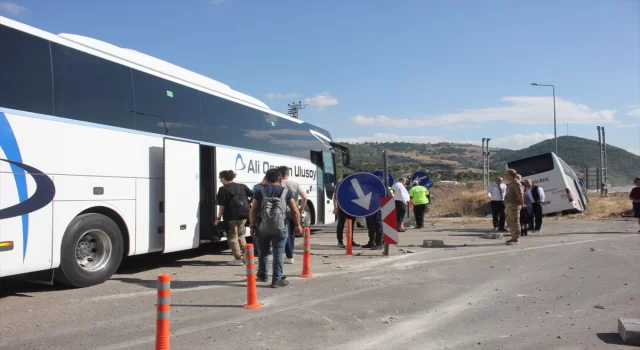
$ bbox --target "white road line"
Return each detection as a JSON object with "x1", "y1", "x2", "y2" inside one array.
[
  {"x1": 83, "y1": 251, "x2": 427, "y2": 303},
  {"x1": 95, "y1": 234, "x2": 637, "y2": 349},
  {"x1": 387, "y1": 234, "x2": 637, "y2": 270}
]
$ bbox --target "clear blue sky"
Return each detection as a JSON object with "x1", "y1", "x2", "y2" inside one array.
[{"x1": 2, "y1": 0, "x2": 639, "y2": 154}]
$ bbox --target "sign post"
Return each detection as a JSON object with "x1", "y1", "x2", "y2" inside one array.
[
  {"x1": 382, "y1": 151, "x2": 390, "y2": 256},
  {"x1": 380, "y1": 196, "x2": 399, "y2": 245},
  {"x1": 335, "y1": 173, "x2": 387, "y2": 218}
]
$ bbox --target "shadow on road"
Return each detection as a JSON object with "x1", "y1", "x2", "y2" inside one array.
[
  {"x1": 172, "y1": 304, "x2": 242, "y2": 309},
  {"x1": 596, "y1": 332, "x2": 626, "y2": 345},
  {"x1": 112, "y1": 277, "x2": 245, "y2": 289}
]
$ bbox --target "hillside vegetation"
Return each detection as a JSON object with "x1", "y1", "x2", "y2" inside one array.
[{"x1": 337, "y1": 136, "x2": 639, "y2": 185}]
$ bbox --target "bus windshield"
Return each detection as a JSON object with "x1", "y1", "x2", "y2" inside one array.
[{"x1": 507, "y1": 153, "x2": 554, "y2": 177}]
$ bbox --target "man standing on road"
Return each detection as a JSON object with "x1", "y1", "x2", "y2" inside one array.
[
  {"x1": 487, "y1": 177, "x2": 507, "y2": 232},
  {"x1": 362, "y1": 210, "x2": 383, "y2": 250},
  {"x1": 277, "y1": 166, "x2": 308, "y2": 265},
  {"x1": 333, "y1": 173, "x2": 361, "y2": 248},
  {"x1": 249, "y1": 169, "x2": 302, "y2": 288},
  {"x1": 215, "y1": 170, "x2": 253, "y2": 266},
  {"x1": 392, "y1": 177, "x2": 410, "y2": 232},
  {"x1": 525, "y1": 179, "x2": 545, "y2": 232},
  {"x1": 504, "y1": 169, "x2": 524, "y2": 245},
  {"x1": 409, "y1": 180, "x2": 429, "y2": 229},
  {"x1": 629, "y1": 177, "x2": 640, "y2": 233}
]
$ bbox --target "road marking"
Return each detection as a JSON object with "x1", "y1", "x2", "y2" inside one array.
[
  {"x1": 387, "y1": 234, "x2": 636, "y2": 270},
  {"x1": 94, "y1": 234, "x2": 638, "y2": 349},
  {"x1": 82, "y1": 252, "x2": 425, "y2": 303}
]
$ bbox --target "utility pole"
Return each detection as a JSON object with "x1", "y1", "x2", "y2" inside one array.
[
  {"x1": 486, "y1": 138, "x2": 491, "y2": 190},
  {"x1": 531, "y1": 83, "x2": 558, "y2": 155},
  {"x1": 482, "y1": 138, "x2": 487, "y2": 190},
  {"x1": 597, "y1": 126, "x2": 608, "y2": 197},
  {"x1": 287, "y1": 101, "x2": 306, "y2": 119},
  {"x1": 602, "y1": 126, "x2": 608, "y2": 197}
]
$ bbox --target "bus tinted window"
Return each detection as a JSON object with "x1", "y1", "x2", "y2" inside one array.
[
  {"x1": 132, "y1": 70, "x2": 202, "y2": 139},
  {"x1": 0, "y1": 26, "x2": 53, "y2": 115},
  {"x1": 507, "y1": 153, "x2": 554, "y2": 176},
  {"x1": 51, "y1": 43, "x2": 135, "y2": 129},
  {"x1": 200, "y1": 92, "x2": 330, "y2": 157}
]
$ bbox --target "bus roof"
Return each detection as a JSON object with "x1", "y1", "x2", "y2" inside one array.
[{"x1": 0, "y1": 15, "x2": 311, "y2": 128}]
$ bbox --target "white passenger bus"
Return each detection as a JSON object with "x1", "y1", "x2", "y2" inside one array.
[
  {"x1": 0, "y1": 16, "x2": 349, "y2": 288},
  {"x1": 506, "y1": 152, "x2": 588, "y2": 215}
]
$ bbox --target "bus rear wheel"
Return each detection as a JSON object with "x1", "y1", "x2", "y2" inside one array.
[{"x1": 55, "y1": 213, "x2": 124, "y2": 288}]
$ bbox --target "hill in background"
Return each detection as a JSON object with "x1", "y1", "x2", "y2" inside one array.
[{"x1": 337, "y1": 136, "x2": 639, "y2": 185}]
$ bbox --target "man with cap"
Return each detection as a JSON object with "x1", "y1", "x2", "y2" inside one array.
[
  {"x1": 504, "y1": 169, "x2": 524, "y2": 245},
  {"x1": 409, "y1": 180, "x2": 430, "y2": 229},
  {"x1": 629, "y1": 177, "x2": 640, "y2": 233}
]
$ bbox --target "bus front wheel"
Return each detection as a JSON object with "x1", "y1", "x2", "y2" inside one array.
[{"x1": 56, "y1": 213, "x2": 124, "y2": 288}]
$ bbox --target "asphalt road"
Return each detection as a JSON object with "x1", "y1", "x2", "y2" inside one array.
[{"x1": 1, "y1": 219, "x2": 639, "y2": 350}]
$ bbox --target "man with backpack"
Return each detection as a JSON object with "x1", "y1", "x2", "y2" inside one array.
[
  {"x1": 277, "y1": 166, "x2": 308, "y2": 265},
  {"x1": 216, "y1": 170, "x2": 253, "y2": 266},
  {"x1": 249, "y1": 168, "x2": 302, "y2": 288}
]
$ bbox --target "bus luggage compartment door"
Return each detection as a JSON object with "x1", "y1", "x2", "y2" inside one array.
[{"x1": 163, "y1": 138, "x2": 200, "y2": 253}]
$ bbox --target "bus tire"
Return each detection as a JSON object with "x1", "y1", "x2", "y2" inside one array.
[{"x1": 55, "y1": 213, "x2": 124, "y2": 288}]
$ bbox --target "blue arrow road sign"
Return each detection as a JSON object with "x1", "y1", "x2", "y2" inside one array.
[
  {"x1": 336, "y1": 172, "x2": 387, "y2": 217},
  {"x1": 411, "y1": 171, "x2": 430, "y2": 186},
  {"x1": 372, "y1": 170, "x2": 394, "y2": 187}
]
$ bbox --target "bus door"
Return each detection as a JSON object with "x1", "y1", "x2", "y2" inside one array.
[
  {"x1": 163, "y1": 138, "x2": 200, "y2": 253},
  {"x1": 310, "y1": 151, "x2": 325, "y2": 225}
]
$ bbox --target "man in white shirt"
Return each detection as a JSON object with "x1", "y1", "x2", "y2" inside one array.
[
  {"x1": 392, "y1": 177, "x2": 410, "y2": 232},
  {"x1": 487, "y1": 177, "x2": 507, "y2": 231},
  {"x1": 525, "y1": 179, "x2": 546, "y2": 232}
]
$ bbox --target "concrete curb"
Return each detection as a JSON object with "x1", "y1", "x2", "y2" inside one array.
[{"x1": 618, "y1": 318, "x2": 640, "y2": 345}]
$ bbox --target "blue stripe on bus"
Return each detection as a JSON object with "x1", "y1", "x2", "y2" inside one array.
[{"x1": 0, "y1": 112, "x2": 29, "y2": 261}]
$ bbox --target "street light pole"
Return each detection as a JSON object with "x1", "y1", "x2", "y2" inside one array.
[{"x1": 531, "y1": 83, "x2": 558, "y2": 155}]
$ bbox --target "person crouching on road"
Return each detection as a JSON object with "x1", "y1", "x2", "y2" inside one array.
[
  {"x1": 409, "y1": 180, "x2": 429, "y2": 229},
  {"x1": 504, "y1": 169, "x2": 524, "y2": 245},
  {"x1": 249, "y1": 169, "x2": 302, "y2": 288}
]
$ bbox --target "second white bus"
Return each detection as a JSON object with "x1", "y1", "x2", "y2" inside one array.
[{"x1": 507, "y1": 152, "x2": 588, "y2": 215}]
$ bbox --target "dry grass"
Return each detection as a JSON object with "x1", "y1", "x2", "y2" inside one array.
[
  {"x1": 429, "y1": 186, "x2": 632, "y2": 221},
  {"x1": 430, "y1": 186, "x2": 490, "y2": 218},
  {"x1": 582, "y1": 195, "x2": 632, "y2": 219}
]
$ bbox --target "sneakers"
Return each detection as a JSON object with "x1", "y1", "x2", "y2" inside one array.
[
  {"x1": 284, "y1": 258, "x2": 294, "y2": 264},
  {"x1": 371, "y1": 244, "x2": 383, "y2": 250},
  {"x1": 362, "y1": 242, "x2": 376, "y2": 248},
  {"x1": 506, "y1": 239, "x2": 519, "y2": 245},
  {"x1": 271, "y1": 279, "x2": 290, "y2": 288},
  {"x1": 228, "y1": 259, "x2": 244, "y2": 266}
]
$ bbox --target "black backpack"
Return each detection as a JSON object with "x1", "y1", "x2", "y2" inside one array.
[{"x1": 223, "y1": 184, "x2": 250, "y2": 220}]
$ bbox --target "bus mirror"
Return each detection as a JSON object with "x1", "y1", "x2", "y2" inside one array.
[{"x1": 341, "y1": 149, "x2": 350, "y2": 166}]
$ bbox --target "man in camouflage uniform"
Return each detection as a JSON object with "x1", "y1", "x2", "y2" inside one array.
[{"x1": 504, "y1": 169, "x2": 524, "y2": 245}]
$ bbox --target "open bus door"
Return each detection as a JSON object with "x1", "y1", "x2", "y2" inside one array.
[{"x1": 163, "y1": 138, "x2": 200, "y2": 253}]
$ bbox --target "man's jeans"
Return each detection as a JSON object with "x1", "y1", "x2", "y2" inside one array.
[
  {"x1": 285, "y1": 218, "x2": 296, "y2": 259},
  {"x1": 257, "y1": 226, "x2": 288, "y2": 283}
]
